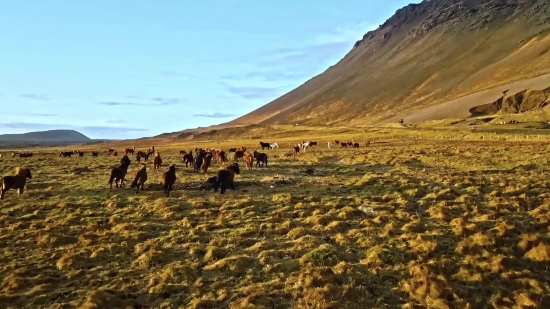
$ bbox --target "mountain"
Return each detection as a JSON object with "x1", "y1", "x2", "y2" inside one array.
[
  {"x1": 0, "y1": 130, "x2": 91, "y2": 142},
  {"x1": 228, "y1": 0, "x2": 550, "y2": 126}
]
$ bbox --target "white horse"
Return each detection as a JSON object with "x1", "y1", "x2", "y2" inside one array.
[
  {"x1": 301, "y1": 141, "x2": 310, "y2": 152},
  {"x1": 269, "y1": 142, "x2": 279, "y2": 149}
]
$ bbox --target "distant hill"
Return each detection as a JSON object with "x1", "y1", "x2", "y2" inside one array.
[
  {"x1": 0, "y1": 129, "x2": 91, "y2": 142},
  {"x1": 226, "y1": 0, "x2": 550, "y2": 126}
]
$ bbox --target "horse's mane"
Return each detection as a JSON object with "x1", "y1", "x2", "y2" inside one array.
[{"x1": 15, "y1": 167, "x2": 29, "y2": 176}]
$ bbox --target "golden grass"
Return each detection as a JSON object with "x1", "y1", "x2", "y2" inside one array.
[{"x1": 1, "y1": 136, "x2": 550, "y2": 308}]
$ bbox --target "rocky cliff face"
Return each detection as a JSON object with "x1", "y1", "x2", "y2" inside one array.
[{"x1": 228, "y1": 0, "x2": 550, "y2": 126}]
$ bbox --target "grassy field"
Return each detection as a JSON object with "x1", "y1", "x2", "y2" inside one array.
[{"x1": 1, "y1": 133, "x2": 550, "y2": 308}]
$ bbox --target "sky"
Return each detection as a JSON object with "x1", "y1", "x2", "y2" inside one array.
[{"x1": 0, "y1": 0, "x2": 416, "y2": 139}]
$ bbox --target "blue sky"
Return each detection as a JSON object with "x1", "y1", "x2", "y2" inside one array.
[{"x1": 0, "y1": 0, "x2": 415, "y2": 139}]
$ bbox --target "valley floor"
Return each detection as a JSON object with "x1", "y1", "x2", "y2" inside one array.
[{"x1": 0, "y1": 138, "x2": 549, "y2": 308}]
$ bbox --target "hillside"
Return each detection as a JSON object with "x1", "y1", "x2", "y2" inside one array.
[
  {"x1": 0, "y1": 130, "x2": 91, "y2": 142},
  {"x1": 228, "y1": 0, "x2": 550, "y2": 126}
]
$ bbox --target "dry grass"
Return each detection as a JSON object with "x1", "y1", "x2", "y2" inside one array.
[{"x1": 1, "y1": 136, "x2": 550, "y2": 309}]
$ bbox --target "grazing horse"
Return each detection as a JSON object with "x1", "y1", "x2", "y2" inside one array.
[
  {"x1": 341, "y1": 143, "x2": 347, "y2": 148},
  {"x1": 228, "y1": 148, "x2": 237, "y2": 153},
  {"x1": 0, "y1": 167, "x2": 32, "y2": 200},
  {"x1": 293, "y1": 146, "x2": 300, "y2": 157},
  {"x1": 92, "y1": 152, "x2": 99, "y2": 157},
  {"x1": 253, "y1": 151, "x2": 268, "y2": 167},
  {"x1": 334, "y1": 140, "x2": 340, "y2": 144},
  {"x1": 108, "y1": 160, "x2": 131, "y2": 189},
  {"x1": 161, "y1": 165, "x2": 177, "y2": 197},
  {"x1": 259, "y1": 141, "x2": 271, "y2": 150},
  {"x1": 111, "y1": 151, "x2": 118, "y2": 156},
  {"x1": 213, "y1": 163, "x2": 240, "y2": 194},
  {"x1": 233, "y1": 150, "x2": 245, "y2": 162},
  {"x1": 244, "y1": 151, "x2": 254, "y2": 170},
  {"x1": 353, "y1": 143, "x2": 360, "y2": 148},
  {"x1": 194, "y1": 151, "x2": 206, "y2": 173},
  {"x1": 136, "y1": 151, "x2": 151, "y2": 162},
  {"x1": 366, "y1": 141, "x2": 371, "y2": 147},
  {"x1": 269, "y1": 142, "x2": 279, "y2": 149},
  {"x1": 78, "y1": 151, "x2": 85, "y2": 157},
  {"x1": 153, "y1": 152, "x2": 162, "y2": 172},
  {"x1": 108, "y1": 148, "x2": 115, "y2": 154},
  {"x1": 130, "y1": 164, "x2": 148, "y2": 193},
  {"x1": 125, "y1": 146, "x2": 135, "y2": 155},
  {"x1": 179, "y1": 150, "x2": 187, "y2": 155},
  {"x1": 201, "y1": 153, "x2": 212, "y2": 174},
  {"x1": 59, "y1": 151, "x2": 73, "y2": 157},
  {"x1": 301, "y1": 141, "x2": 310, "y2": 152},
  {"x1": 309, "y1": 141, "x2": 318, "y2": 146},
  {"x1": 241, "y1": 146, "x2": 247, "y2": 152}
]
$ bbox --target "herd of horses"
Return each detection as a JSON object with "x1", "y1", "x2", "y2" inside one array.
[{"x1": 0, "y1": 139, "x2": 371, "y2": 199}]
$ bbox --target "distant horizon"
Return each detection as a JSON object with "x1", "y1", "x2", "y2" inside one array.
[{"x1": 0, "y1": 0, "x2": 417, "y2": 139}]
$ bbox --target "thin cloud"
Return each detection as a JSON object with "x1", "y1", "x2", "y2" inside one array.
[
  {"x1": 3, "y1": 112, "x2": 57, "y2": 117},
  {"x1": 99, "y1": 101, "x2": 141, "y2": 106},
  {"x1": 19, "y1": 94, "x2": 50, "y2": 101},
  {"x1": 99, "y1": 98, "x2": 186, "y2": 106},
  {"x1": 193, "y1": 112, "x2": 238, "y2": 118},
  {"x1": 149, "y1": 97, "x2": 185, "y2": 105},
  {"x1": 225, "y1": 85, "x2": 283, "y2": 100},
  {"x1": 262, "y1": 41, "x2": 352, "y2": 64},
  {"x1": 221, "y1": 71, "x2": 308, "y2": 82},
  {"x1": 104, "y1": 119, "x2": 127, "y2": 124},
  {"x1": 0, "y1": 122, "x2": 149, "y2": 136},
  {"x1": 80, "y1": 126, "x2": 148, "y2": 132}
]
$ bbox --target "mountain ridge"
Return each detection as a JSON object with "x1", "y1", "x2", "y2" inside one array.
[
  {"x1": 0, "y1": 129, "x2": 91, "y2": 142},
  {"x1": 225, "y1": 0, "x2": 550, "y2": 127}
]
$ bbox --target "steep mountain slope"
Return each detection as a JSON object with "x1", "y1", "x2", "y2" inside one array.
[
  {"x1": 0, "y1": 130, "x2": 91, "y2": 142},
  {"x1": 228, "y1": 0, "x2": 550, "y2": 126}
]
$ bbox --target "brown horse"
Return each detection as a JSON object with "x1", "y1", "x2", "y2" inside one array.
[
  {"x1": 254, "y1": 151, "x2": 268, "y2": 167},
  {"x1": 59, "y1": 151, "x2": 73, "y2": 157},
  {"x1": 161, "y1": 165, "x2": 177, "y2": 197},
  {"x1": 293, "y1": 146, "x2": 300, "y2": 157},
  {"x1": 366, "y1": 141, "x2": 371, "y2": 147},
  {"x1": 244, "y1": 151, "x2": 254, "y2": 170},
  {"x1": 130, "y1": 164, "x2": 148, "y2": 193},
  {"x1": 0, "y1": 167, "x2": 32, "y2": 200},
  {"x1": 112, "y1": 151, "x2": 118, "y2": 156},
  {"x1": 233, "y1": 150, "x2": 244, "y2": 162},
  {"x1": 201, "y1": 154, "x2": 212, "y2": 174},
  {"x1": 353, "y1": 143, "x2": 360, "y2": 148},
  {"x1": 108, "y1": 160, "x2": 131, "y2": 189},
  {"x1": 125, "y1": 146, "x2": 135, "y2": 155},
  {"x1": 215, "y1": 150, "x2": 227, "y2": 165},
  {"x1": 182, "y1": 152, "x2": 194, "y2": 168},
  {"x1": 213, "y1": 163, "x2": 240, "y2": 194},
  {"x1": 153, "y1": 152, "x2": 162, "y2": 172},
  {"x1": 136, "y1": 151, "x2": 149, "y2": 162},
  {"x1": 179, "y1": 150, "x2": 187, "y2": 155},
  {"x1": 92, "y1": 152, "x2": 99, "y2": 157}
]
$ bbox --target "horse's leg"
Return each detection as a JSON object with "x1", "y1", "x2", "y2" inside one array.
[
  {"x1": 230, "y1": 181, "x2": 235, "y2": 190},
  {"x1": 220, "y1": 182, "x2": 227, "y2": 194},
  {"x1": 17, "y1": 187, "x2": 24, "y2": 197},
  {"x1": 0, "y1": 189, "x2": 5, "y2": 200}
]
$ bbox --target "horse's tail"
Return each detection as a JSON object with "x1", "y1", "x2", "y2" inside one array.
[
  {"x1": 108, "y1": 169, "x2": 115, "y2": 185},
  {"x1": 130, "y1": 172, "x2": 139, "y2": 188}
]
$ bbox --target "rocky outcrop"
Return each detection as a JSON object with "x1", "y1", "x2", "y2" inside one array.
[
  {"x1": 469, "y1": 87, "x2": 550, "y2": 116},
  {"x1": 353, "y1": 0, "x2": 549, "y2": 49}
]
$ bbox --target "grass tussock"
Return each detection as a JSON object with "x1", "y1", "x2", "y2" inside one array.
[{"x1": 0, "y1": 138, "x2": 549, "y2": 308}]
